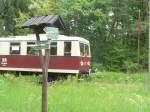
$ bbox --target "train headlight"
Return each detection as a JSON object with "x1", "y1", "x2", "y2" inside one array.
[{"x1": 80, "y1": 61, "x2": 84, "y2": 66}]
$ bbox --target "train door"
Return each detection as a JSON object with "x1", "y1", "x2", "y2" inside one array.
[{"x1": 79, "y1": 42, "x2": 91, "y2": 73}]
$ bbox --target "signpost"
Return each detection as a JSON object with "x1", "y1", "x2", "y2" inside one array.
[
  {"x1": 35, "y1": 40, "x2": 49, "y2": 112},
  {"x1": 35, "y1": 41, "x2": 49, "y2": 50},
  {"x1": 32, "y1": 27, "x2": 59, "y2": 112},
  {"x1": 34, "y1": 27, "x2": 59, "y2": 112},
  {"x1": 21, "y1": 14, "x2": 64, "y2": 112}
]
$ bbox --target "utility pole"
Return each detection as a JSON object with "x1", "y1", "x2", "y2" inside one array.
[
  {"x1": 137, "y1": 9, "x2": 141, "y2": 73},
  {"x1": 148, "y1": 0, "x2": 150, "y2": 90}
]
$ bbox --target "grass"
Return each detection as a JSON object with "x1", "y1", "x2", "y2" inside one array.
[{"x1": 0, "y1": 72, "x2": 150, "y2": 112}]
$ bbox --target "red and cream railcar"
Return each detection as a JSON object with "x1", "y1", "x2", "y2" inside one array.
[{"x1": 0, "y1": 34, "x2": 91, "y2": 74}]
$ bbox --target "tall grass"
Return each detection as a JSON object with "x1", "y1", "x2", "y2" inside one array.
[
  {"x1": 0, "y1": 75, "x2": 41, "y2": 112},
  {"x1": 91, "y1": 72, "x2": 148, "y2": 84},
  {"x1": 0, "y1": 72, "x2": 150, "y2": 112}
]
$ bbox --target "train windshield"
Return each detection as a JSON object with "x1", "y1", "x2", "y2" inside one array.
[{"x1": 80, "y1": 43, "x2": 90, "y2": 57}]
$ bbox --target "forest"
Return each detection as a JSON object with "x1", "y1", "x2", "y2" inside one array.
[
  {"x1": 0, "y1": 0, "x2": 148, "y2": 72},
  {"x1": 0, "y1": 1, "x2": 150, "y2": 112}
]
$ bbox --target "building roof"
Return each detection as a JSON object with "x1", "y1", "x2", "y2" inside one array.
[{"x1": 21, "y1": 14, "x2": 65, "y2": 30}]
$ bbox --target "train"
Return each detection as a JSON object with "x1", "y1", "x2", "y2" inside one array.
[{"x1": 0, "y1": 34, "x2": 91, "y2": 75}]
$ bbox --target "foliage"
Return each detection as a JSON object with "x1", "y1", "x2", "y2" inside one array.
[
  {"x1": 28, "y1": 0, "x2": 59, "y2": 16},
  {"x1": 91, "y1": 72, "x2": 148, "y2": 84},
  {"x1": 0, "y1": 0, "x2": 149, "y2": 72},
  {"x1": 0, "y1": 0, "x2": 30, "y2": 35},
  {"x1": 58, "y1": 0, "x2": 148, "y2": 72}
]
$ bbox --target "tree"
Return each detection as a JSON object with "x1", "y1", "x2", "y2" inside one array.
[
  {"x1": 0, "y1": 0, "x2": 148, "y2": 72},
  {"x1": 0, "y1": 0, "x2": 30, "y2": 36},
  {"x1": 29, "y1": 0, "x2": 59, "y2": 16},
  {"x1": 58, "y1": 0, "x2": 148, "y2": 72}
]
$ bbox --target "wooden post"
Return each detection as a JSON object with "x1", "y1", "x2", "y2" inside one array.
[
  {"x1": 35, "y1": 30, "x2": 48, "y2": 112},
  {"x1": 42, "y1": 51, "x2": 49, "y2": 112},
  {"x1": 42, "y1": 48, "x2": 50, "y2": 112}
]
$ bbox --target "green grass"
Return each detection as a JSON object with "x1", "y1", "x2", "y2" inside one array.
[{"x1": 0, "y1": 72, "x2": 150, "y2": 112}]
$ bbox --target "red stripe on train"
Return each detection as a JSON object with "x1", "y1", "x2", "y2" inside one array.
[{"x1": 0, "y1": 55, "x2": 90, "y2": 73}]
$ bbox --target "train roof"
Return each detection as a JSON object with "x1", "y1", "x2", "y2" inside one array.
[{"x1": 0, "y1": 34, "x2": 89, "y2": 44}]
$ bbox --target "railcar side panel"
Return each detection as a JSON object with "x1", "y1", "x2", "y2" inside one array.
[
  {"x1": 0, "y1": 55, "x2": 81, "y2": 73},
  {"x1": 0, "y1": 42, "x2": 10, "y2": 55}
]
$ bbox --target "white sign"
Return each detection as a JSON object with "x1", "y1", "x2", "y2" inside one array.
[
  {"x1": 35, "y1": 41, "x2": 49, "y2": 49},
  {"x1": 43, "y1": 27, "x2": 59, "y2": 40}
]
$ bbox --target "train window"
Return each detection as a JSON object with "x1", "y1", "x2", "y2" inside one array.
[
  {"x1": 50, "y1": 42, "x2": 57, "y2": 55},
  {"x1": 80, "y1": 43, "x2": 89, "y2": 57},
  {"x1": 85, "y1": 44, "x2": 89, "y2": 56},
  {"x1": 64, "y1": 42, "x2": 71, "y2": 56},
  {"x1": 10, "y1": 43, "x2": 20, "y2": 55},
  {"x1": 27, "y1": 42, "x2": 39, "y2": 55},
  {"x1": 80, "y1": 43, "x2": 84, "y2": 56}
]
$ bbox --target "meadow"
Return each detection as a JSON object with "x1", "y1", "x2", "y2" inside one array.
[{"x1": 0, "y1": 72, "x2": 150, "y2": 112}]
